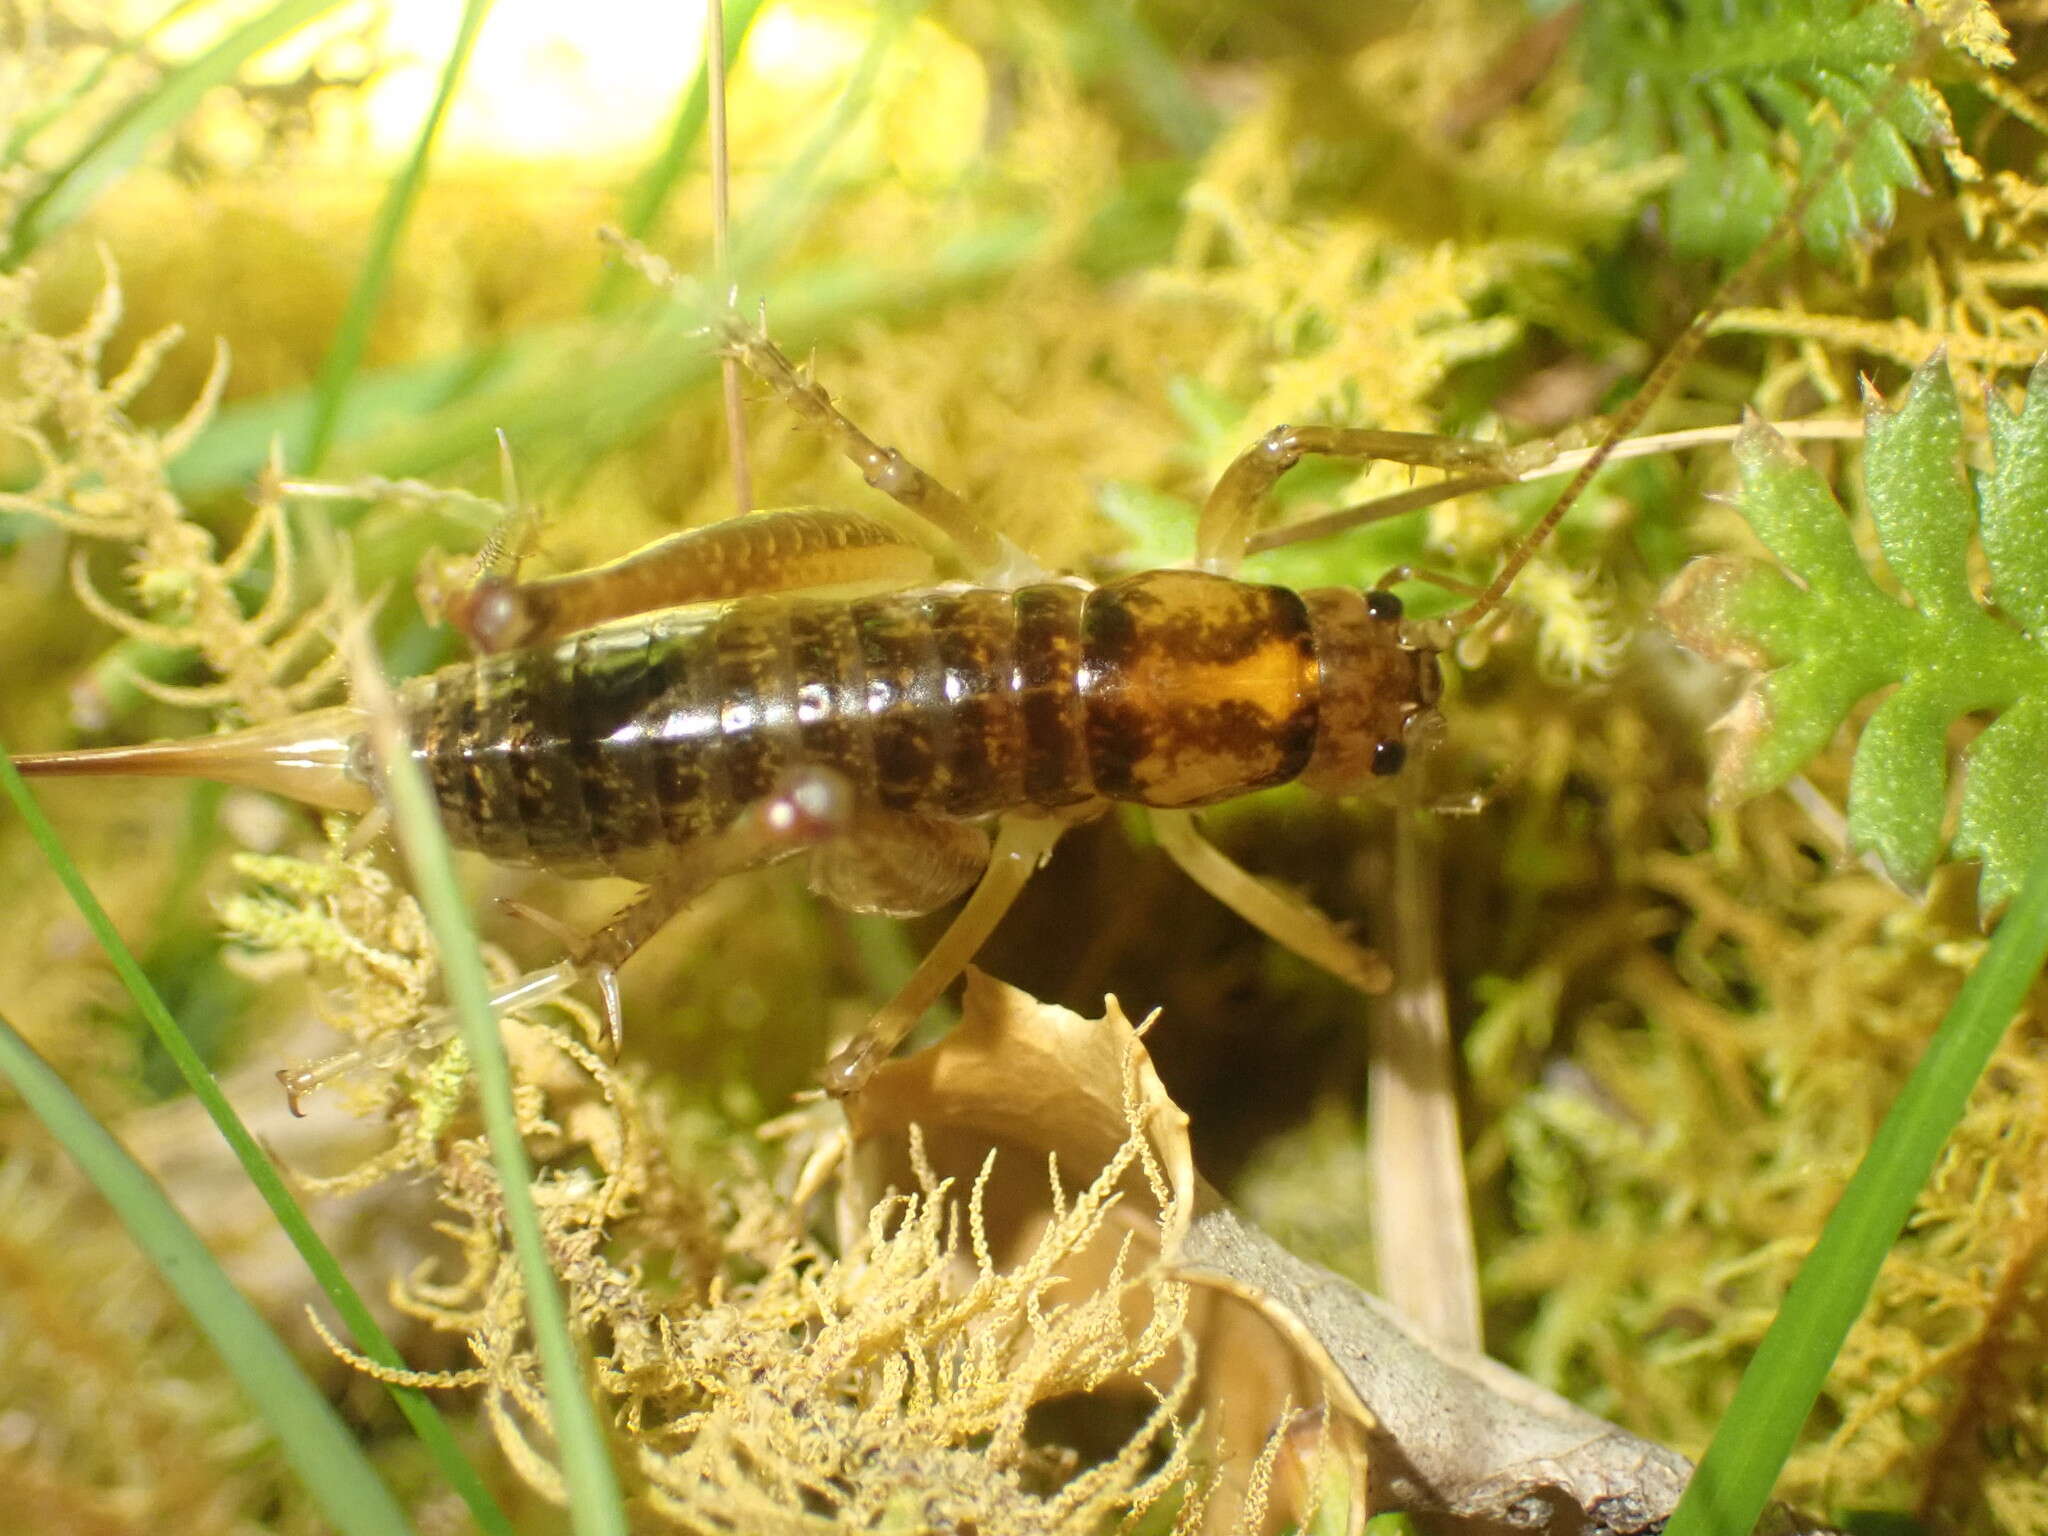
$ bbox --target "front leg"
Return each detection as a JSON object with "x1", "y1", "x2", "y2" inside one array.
[
  {"x1": 1197, "y1": 423, "x2": 1549, "y2": 574},
  {"x1": 1148, "y1": 808, "x2": 1392, "y2": 993}
]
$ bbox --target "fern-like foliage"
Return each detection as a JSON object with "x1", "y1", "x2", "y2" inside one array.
[
  {"x1": 1577, "y1": 0, "x2": 1949, "y2": 261},
  {"x1": 1662, "y1": 355, "x2": 2048, "y2": 910}
]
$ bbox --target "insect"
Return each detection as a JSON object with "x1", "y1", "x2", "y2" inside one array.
[
  {"x1": 2, "y1": 331, "x2": 1779, "y2": 1099},
  {"x1": 9, "y1": 23, "x2": 1914, "y2": 1100}
]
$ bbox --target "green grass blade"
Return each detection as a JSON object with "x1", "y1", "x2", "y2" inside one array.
[
  {"x1": 1664, "y1": 840, "x2": 2048, "y2": 1536},
  {"x1": 168, "y1": 346, "x2": 498, "y2": 498},
  {"x1": 0, "y1": 0, "x2": 210, "y2": 168},
  {"x1": 0, "y1": 741, "x2": 517, "y2": 1536},
  {"x1": 588, "y1": 0, "x2": 769, "y2": 313},
  {"x1": 4, "y1": 0, "x2": 346, "y2": 266},
  {"x1": 731, "y1": 0, "x2": 918, "y2": 282},
  {"x1": 349, "y1": 655, "x2": 628, "y2": 1536},
  {"x1": 0, "y1": 1009, "x2": 414, "y2": 1536},
  {"x1": 170, "y1": 217, "x2": 1046, "y2": 499},
  {"x1": 1078, "y1": 0, "x2": 1216, "y2": 156},
  {"x1": 303, "y1": 0, "x2": 494, "y2": 471}
]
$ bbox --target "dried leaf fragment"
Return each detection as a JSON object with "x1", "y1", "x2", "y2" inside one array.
[
  {"x1": 1176, "y1": 1202, "x2": 1689, "y2": 1534},
  {"x1": 846, "y1": 971, "x2": 1695, "y2": 1534}
]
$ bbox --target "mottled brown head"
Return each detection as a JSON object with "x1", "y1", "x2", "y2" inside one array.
[{"x1": 1296, "y1": 587, "x2": 1441, "y2": 792}]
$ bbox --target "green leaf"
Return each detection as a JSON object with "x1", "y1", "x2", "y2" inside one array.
[
  {"x1": 1953, "y1": 694, "x2": 2048, "y2": 912},
  {"x1": 1661, "y1": 356, "x2": 2048, "y2": 904},
  {"x1": 1848, "y1": 680, "x2": 1953, "y2": 880},
  {"x1": 1729, "y1": 415, "x2": 1888, "y2": 597},
  {"x1": 1979, "y1": 356, "x2": 2048, "y2": 632},
  {"x1": 1862, "y1": 355, "x2": 1974, "y2": 621},
  {"x1": 1657, "y1": 555, "x2": 1810, "y2": 671},
  {"x1": 1723, "y1": 651, "x2": 1883, "y2": 803},
  {"x1": 0, "y1": 1010, "x2": 414, "y2": 1536}
]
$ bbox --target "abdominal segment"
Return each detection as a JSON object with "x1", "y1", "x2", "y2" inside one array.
[{"x1": 405, "y1": 571, "x2": 1323, "y2": 876}]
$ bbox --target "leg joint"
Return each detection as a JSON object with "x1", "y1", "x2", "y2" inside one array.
[
  {"x1": 1254, "y1": 425, "x2": 1303, "y2": 468},
  {"x1": 862, "y1": 446, "x2": 915, "y2": 496}
]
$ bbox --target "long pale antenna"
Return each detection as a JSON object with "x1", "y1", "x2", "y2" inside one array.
[
  {"x1": 1456, "y1": 54, "x2": 1932, "y2": 630},
  {"x1": 708, "y1": 0, "x2": 753, "y2": 515}
]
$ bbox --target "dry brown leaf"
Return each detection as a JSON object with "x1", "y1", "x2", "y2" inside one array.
[
  {"x1": 844, "y1": 969, "x2": 1694, "y2": 1535},
  {"x1": 841, "y1": 966, "x2": 1195, "y2": 1257},
  {"x1": 1177, "y1": 1202, "x2": 1690, "y2": 1533}
]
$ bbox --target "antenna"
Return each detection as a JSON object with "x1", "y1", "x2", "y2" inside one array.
[{"x1": 1456, "y1": 52, "x2": 1933, "y2": 630}]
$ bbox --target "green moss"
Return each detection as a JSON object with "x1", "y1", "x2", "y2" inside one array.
[{"x1": 5, "y1": 1, "x2": 2048, "y2": 1530}]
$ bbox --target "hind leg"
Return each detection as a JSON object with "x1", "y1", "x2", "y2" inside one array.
[
  {"x1": 446, "y1": 506, "x2": 936, "y2": 652},
  {"x1": 719, "y1": 318, "x2": 1039, "y2": 585}
]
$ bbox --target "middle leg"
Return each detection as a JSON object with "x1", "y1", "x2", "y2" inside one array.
[
  {"x1": 808, "y1": 804, "x2": 991, "y2": 918},
  {"x1": 820, "y1": 811, "x2": 1072, "y2": 1096},
  {"x1": 509, "y1": 765, "x2": 859, "y2": 1050}
]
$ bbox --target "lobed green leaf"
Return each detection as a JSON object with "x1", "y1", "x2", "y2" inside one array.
[
  {"x1": 1862, "y1": 354, "x2": 1974, "y2": 621},
  {"x1": 1979, "y1": 356, "x2": 2048, "y2": 633},
  {"x1": 1663, "y1": 355, "x2": 2048, "y2": 904}
]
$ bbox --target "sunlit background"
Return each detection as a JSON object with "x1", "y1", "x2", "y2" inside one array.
[{"x1": 140, "y1": 0, "x2": 991, "y2": 177}]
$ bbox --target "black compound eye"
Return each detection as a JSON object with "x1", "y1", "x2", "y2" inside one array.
[
  {"x1": 1365, "y1": 590, "x2": 1403, "y2": 622},
  {"x1": 1371, "y1": 739, "x2": 1407, "y2": 777}
]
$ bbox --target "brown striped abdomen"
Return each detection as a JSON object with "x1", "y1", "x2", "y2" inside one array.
[{"x1": 402, "y1": 569, "x2": 1387, "y2": 877}]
